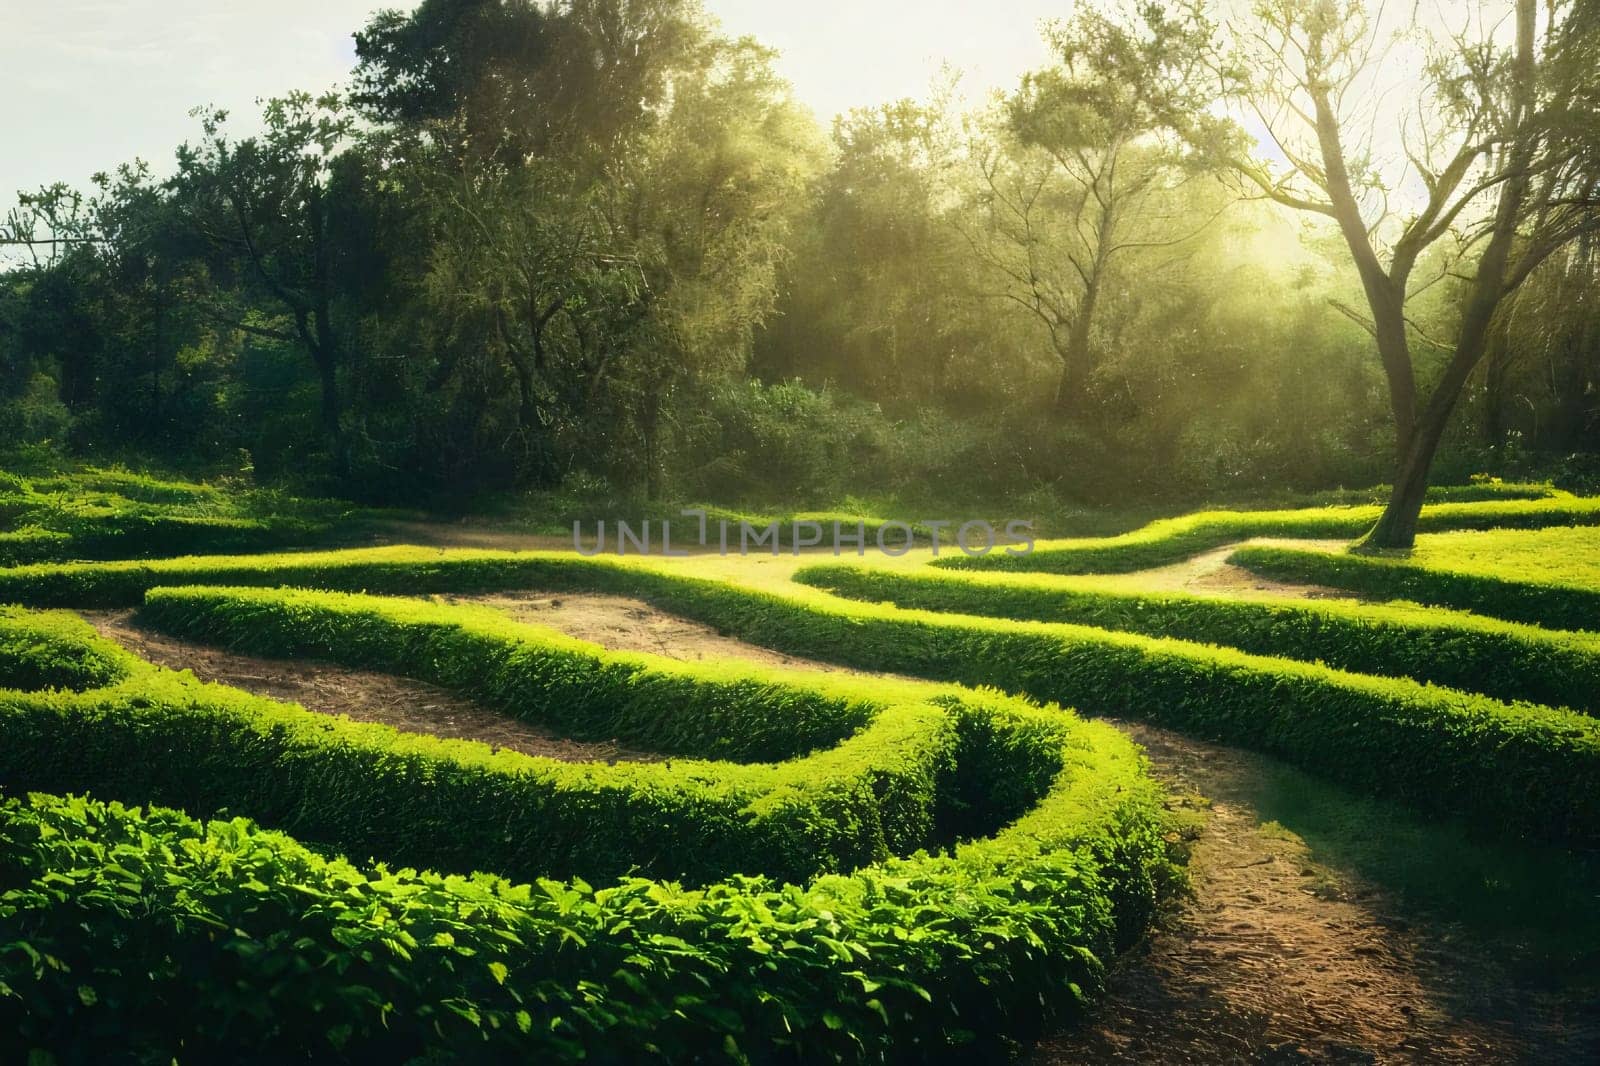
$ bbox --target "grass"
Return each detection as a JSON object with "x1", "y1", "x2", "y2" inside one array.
[
  {"x1": 935, "y1": 492, "x2": 1600, "y2": 574},
  {"x1": 1231, "y1": 749, "x2": 1600, "y2": 979},
  {"x1": 1232, "y1": 528, "x2": 1600, "y2": 631}
]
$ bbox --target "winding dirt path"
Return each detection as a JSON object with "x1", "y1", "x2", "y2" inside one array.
[
  {"x1": 83, "y1": 609, "x2": 657, "y2": 763},
  {"x1": 1085, "y1": 539, "x2": 1355, "y2": 600},
  {"x1": 431, "y1": 590, "x2": 876, "y2": 674},
  {"x1": 1035, "y1": 723, "x2": 1593, "y2": 1065}
]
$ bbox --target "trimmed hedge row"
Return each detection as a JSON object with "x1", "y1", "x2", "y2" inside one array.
[
  {"x1": 0, "y1": 653, "x2": 967, "y2": 891},
  {"x1": 0, "y1": 608, "x2": 138, "y2": 692},
  {"x1": 793, "y1": 563, "x2": 1600, "y2": 714},
  {"x1": 935, "y1": 495, "x2": 1600, "y2": 574},
  {"x1": 0, "y1": 465, "x2": 382, "y2": 564},
  {"x1": 0, "y1": 595, "x2": 1176, "y2": 1062},
  {"x1": 12, "y1": 546, "x2": 1593, "y2": 843},
  {"x1": 137, "y1": 586, "x2": 880, "y2": 764},
  {"x1": 0, "y1": 529, "x2": 72, "y2": 567},
  {"x1": 1230, "y1": 545, "x2": 1600, "y2": 632},
  {"x1": 0, "y1": 707, "x2": 1169, "y2": 1064}
]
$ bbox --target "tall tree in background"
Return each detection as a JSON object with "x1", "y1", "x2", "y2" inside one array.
[
  {"x1": 1218, "y1": 0, "x2": 1600, "y2": 547},
  {"x1": 964, "y1": 1, "x2": 1224, "y2": 420},
  {"x1": 173, "y1": 94, "x2": 359, "y2": 472}
]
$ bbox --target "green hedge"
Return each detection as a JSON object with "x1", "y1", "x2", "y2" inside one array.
[
  {"x1": 0, "y1": 608, "x2": 138, "y2": 692},
  {"x1": 137, "y1": 586, "x2": 880, "y2": 764},
  {"x1": 1230, "y1": 546, "x2": 1600, "y2": 632},
  {"x1": 0, "y1": 589, "x2": 1177, "y2": 1061},
  {"x1": 0, "y1": 705, "x2": 1168, "y2": 1064},
  {"x1": 935, "y1": 495, "x2": 1600, "y2": 574},
  {"x1": 0, "y1": 664, "x2": 966, "y2": 891},
  {"x1": 7, "y1": 546, "x2": 1593, "y2": 844},
  {"x1": 0, "y1": 529, "x2": 72, "y2": 567},
  {"x1": 0, "y1": 466, "x2": 374, "y2": 563},
  {"x1": 793, "y1": 563, "x2": 1600, "y2": 714}
]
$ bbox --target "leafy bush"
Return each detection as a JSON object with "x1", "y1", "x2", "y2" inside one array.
[
  {"x1": 0, "y1": 718, "x2": 1166, "y2": 1063},
  {"x1": 1231, "y1": 541, "x2": 1600, "y2": 632},
  {"x1": 2, "y1": 544, "x2": 1593, "y2": 843},
  {"x1": 676, "y1": 380, "x2": 893, "y2": 505},
  {"x1": 0, "y1": 592, "x2": 1175, "y2": 1062},
  {"x1": 793, "y1": 563, "x2": 1600, "y2": 714},
  {"x1": 935, "y1": 495, "x2": 1600, "y2": 574},
  {"x1": 0, "y1": 608, "x2": 137, "y2": 691},
  {"x1": 0, "y1": 465, "x2": 385, "y2": 563},
  {"x1": 0, "y1": 648, "x2": 958, "y2": 890}
]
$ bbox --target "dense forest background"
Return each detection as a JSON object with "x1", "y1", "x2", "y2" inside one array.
[{"x1": 1, "y1": 0, "x2": 1597, "y2": 515}]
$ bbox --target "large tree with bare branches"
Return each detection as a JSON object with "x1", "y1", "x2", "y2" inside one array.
[
  {"x1": 1215, "y1": 0, "x2": 1600, "y2": 547},
  {"x1": 963, "y1": 2, "x2": 1225, "y2": 420}
]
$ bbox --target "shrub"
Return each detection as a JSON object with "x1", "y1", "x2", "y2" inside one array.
[
  {"x1": 1230, "y1": 544, "x2": 1600, "y2": 632},
  {"x1": 793, "y1": 563, "x2": 1600, "y2": 714},
  {"x1": 0, "y1": 608, "x2": 137, "y2": 691},
  {"x1": 1, "y1": 546, "x2": 1592, "y2": 843},
  {"x1": 0, "y1": 589, "x2": 1175, "y2": 1062},
  {"x1": 935, "y1": 495, "x2": 1600, "y2": 574},
  {"x1": 0, "y1": 721, "x2": 1166, "y2": 1064}
]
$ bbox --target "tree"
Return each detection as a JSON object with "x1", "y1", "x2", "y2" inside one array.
[
  {"x1": 963, "y1": 1, "x2": 1225, "y2": 420},
  {"x1": 1217, "y1": 0, "x2": 1600, "y2": 547},
  {"x1": 173, "y1": 93, "x2": 359, "y2": 471}
]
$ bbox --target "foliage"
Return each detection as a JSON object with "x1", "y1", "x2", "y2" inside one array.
[
  {"x1": 1232, "y1": 528, "x2": 1600, "y2": 631},
  {"x1": 794, "y1": 561, "x2": 1600, "y2": 714},
  {"x1": 6, "y1": 2, "x2": 1596, "y2": 507},
  {"x1": 0, "y1": 528, "x2": 1595, "y2": 843},
  {"x1": 936, "y1": 491, "x2": 1600, "y2": 574},
  {"x1": 0, "y1": 466, "x2": 383, "y2": 563},
  {"x1": 0, "y1": 587, "x2": 1173, "y2": 1062}
]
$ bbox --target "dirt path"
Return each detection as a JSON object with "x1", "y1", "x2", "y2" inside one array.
[
  {"x1": 1035, "y1": 723, "x2": 1593, "y2": 1065},
  {"x1": 83, "y1": 610, "x2": 657, "y2": 763},
  {"x1": 1088, "y1": 539, "x2": 1355, "y2": 600},
  {"x1": 435, "y1": 590, "x2": 879, "y2": 674}
]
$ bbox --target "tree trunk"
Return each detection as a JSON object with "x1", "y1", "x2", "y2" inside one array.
[
  {"x1": 1053, "y1": 281, "x2": 1099, "y2": 418},
  {"x1": 1356, "y1": 0, "x2": 1538, "y2": 550},
  {"x1": 1359, "y1": 401, "x2": 1456, "y2": 550},
  {"x1": 293, "y1": 306, "x2": 344, "y2": 473},
  {"x1": 308, "y1": 198, "x2": 347, "y2": 477},
  {"x1": 1482, "y1": 328, "x2": 1511, "y2": 452}
]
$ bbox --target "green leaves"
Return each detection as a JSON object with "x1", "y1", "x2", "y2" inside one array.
[{"x1": 0, "y1": 688, "x2": 1165, "y2": 1061}]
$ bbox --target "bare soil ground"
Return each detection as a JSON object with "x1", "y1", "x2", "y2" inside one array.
[
  {"x1": 83, "y1": 609, "x2": 657, "y2": 763},
  {"x1": 1087, "y1": 540, "x2": 1355, "y2": 600},
  {"x1": 1036, "y1": 723, "x2": 1595, "y2": 1065},
  {"x1": 434, "y1": 590, "x2": 875, "y2": 674}
]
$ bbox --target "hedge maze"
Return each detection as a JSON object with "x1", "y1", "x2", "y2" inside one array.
[{"x1": 3, "y1": 481, "x2": 1599, "y2": 1061}]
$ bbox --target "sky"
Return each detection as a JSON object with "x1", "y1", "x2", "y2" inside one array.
[{"x1": 0, "y1": 0, "x2": 1061, "y2": 212}]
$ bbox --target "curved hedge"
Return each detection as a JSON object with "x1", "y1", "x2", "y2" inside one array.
[
  {"x1": 19, "y1": 547, "x2": 1593, "y2": 844},
  {"x1": 933, "y1": 495, "x2": 1600, "y2": 574},
  {"x1": 1230, "y1": 545, "x2": 1600, "y2": 632},
  {"x1": 793, "y1": 562, "x2": 1600, "y2": 714},
  {"x1": 0, "y1": 608, "x2": 138, "y2": 692},
  {"x1": 0, "y1": 594, "x2": 1176, "y2": 1062},
  {"x1": 140, "y1": 586, "x2": 893, "y2": 765},
  {"x1": 0, "y1": 712, "x2": 1167, "y2": 1064},
  {"x1": 0, "y1": 636, "x2": 964, "y2": 889}
]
